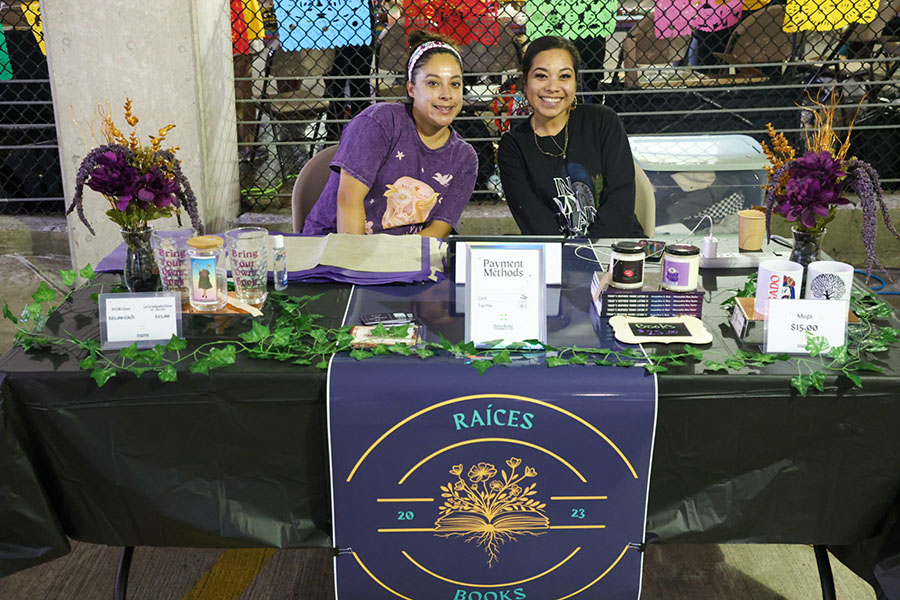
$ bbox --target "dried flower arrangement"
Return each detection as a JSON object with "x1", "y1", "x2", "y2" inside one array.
[
  {"x1": 762, "y1": 94, "x2": 900, "y2": 275},
  {"x1": 66, "y1": 99, "x2": 203, "y2": 235}
]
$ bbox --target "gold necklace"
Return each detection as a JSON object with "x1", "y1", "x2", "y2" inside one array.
[{"x1": 533, "y1": 117, "x2": 569, "y2": 158}]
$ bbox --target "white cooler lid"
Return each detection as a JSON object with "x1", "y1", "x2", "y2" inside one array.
[{"x1": 629, "y1": 134, "x2": 767, "y2": 172}]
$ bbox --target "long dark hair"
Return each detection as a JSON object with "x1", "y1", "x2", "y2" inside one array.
[
  {"x1": 407, "y1": 30, "x2": 462, "y2": 84},
  {"x1": 520, "y1": 35, "x2": 581, "y2": 81}
]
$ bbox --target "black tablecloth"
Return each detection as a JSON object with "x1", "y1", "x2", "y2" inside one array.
[{"x1": 2, "y1": 248, "x2": 900, "y2": 594}]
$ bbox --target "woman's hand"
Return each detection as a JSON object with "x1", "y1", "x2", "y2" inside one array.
[{"x1": 336, "y1": 170, "x2": 371, "y2": 234}]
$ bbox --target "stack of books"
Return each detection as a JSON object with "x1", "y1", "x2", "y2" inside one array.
[{"x1": 591, "y1": 271, "x2": 704, "y2": 318}]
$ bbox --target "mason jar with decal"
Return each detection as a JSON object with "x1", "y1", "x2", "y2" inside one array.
[{"x1": 186, "y1": 236, "x2": 227, "y2": 311}]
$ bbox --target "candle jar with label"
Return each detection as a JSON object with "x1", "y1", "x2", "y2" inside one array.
[
  {"x1": 661, "y1": 244, "x2": 700, "y2": 292},
  {"x1": 609, "y1": 241, "x2": 645, "y2": 289},
  {"x1": 186, "y1": 236, "x2": 227, "y2": 311}
]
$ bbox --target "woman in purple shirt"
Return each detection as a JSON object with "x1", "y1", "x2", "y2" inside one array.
[{"x1": 303, "y1": 31, "x2": 478, "y2": 238}]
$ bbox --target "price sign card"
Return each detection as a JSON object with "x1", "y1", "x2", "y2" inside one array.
[
  {"x1": 764, "y1": 299, "x2": 849, "y2": 354},
  {"x1": 99, "y1": 292, "x2": 183, "y2": 350},
  {"x1": 465, "y1": 243, "x2": 546, "y2": 348}
]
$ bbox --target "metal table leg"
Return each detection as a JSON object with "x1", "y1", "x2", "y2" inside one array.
[
  {"x1": 814, "y1": 544, "x2": 837, "y2": 600},
  {"x1": 114, "y1": 546, "x2": 134, "y2": 600}
]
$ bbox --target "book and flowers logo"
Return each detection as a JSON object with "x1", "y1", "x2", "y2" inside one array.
[{"x1": 434, "y1": 457, "x2": 549, "y2": 567}]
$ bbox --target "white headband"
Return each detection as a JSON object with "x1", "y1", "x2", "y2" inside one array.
[{"x1": 407, "y1": 41, "x2": 462, "y2": 82}]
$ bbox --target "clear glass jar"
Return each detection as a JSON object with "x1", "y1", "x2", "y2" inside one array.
[
  {"x1": 609, "y1": 241, "x2": 645, "y2": 290},
  {"x1": 186, "y1": 236, "x2": 227, "y2": 311},
  {"x1": 661, "y1": 244, "x2": 700, "y2": 292}
]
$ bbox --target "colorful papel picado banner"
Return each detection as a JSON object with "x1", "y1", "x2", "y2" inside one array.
[
  {"x1": 275, "y1": 0, "x2": 372, "y2": 50},
  {"x1": 329, "y1": 356, "x2": 657, "y2": 599},
  {"x1": 526, "y1": 0, "x2": 620, "y2": 39},
  {"x1": 783, "y1": 0, "x2": 881, "y2": 32},
  {"x1": 403, "y1": 0, "x2": 501, "y2": 46}
]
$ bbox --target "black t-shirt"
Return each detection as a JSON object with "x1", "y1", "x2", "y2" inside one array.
[{"x1": 497, "y1": 104, "x2": 644, "y2": 238}]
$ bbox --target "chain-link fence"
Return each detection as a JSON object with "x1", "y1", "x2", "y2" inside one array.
[
  {"x1": 0, "y1": 1, "x2": 61, "y2": 215},
  {"x1": 235, "y1": 0, "x2": 900, "y2": 213}
]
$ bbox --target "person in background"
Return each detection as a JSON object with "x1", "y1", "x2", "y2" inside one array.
[
  {"x1": 497, "y1": 35, "x2": 643, "y2": 238},
  {"x1": 303, "y1": 30, "x2": 477, "y2": 238}
]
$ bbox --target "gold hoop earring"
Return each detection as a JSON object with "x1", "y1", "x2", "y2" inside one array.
[{"x1": 570, "y1": 96, "x2": 578, "y2": 111}]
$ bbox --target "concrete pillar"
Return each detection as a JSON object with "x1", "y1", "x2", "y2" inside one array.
[{"x1": 42, "y1": 0, "x2": 239, "y2": 270}]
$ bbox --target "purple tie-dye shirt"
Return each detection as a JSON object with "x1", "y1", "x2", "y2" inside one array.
[{"x1": 302, "y1": 103, "x2": 477, "y2": 235}]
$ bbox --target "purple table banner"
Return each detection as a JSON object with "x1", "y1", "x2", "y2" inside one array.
[{"x1": 329, "y1": 355, "x2": 657, "y2": 599}]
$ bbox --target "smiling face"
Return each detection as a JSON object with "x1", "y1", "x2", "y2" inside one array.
[
  {"x1": 524, "y1": 48, "x2": 577, "y2": 129},
  {"x1": 407, "y1": 52, "x2": 463, "y2": 137}
]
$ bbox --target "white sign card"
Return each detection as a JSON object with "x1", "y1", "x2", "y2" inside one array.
[
  {"x1": 99, "y1": 292, "x2": 183, "y2": 350},
  {"x1": 465, "y1": 244, "x2": 546, "y2": 348},
  {"x1": 764, "y1": 298, "x2": 849, "y2": 354}
]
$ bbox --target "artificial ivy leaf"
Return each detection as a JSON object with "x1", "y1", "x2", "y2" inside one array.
[
  {"x1": 79, "y1": 264, "x2": 98, "y2": 281},
  {"x1": 545, "y1": 356, "x2": 570, "y2": 367},
  {"x1": 844, "y1": 370, "x2": 863, "y2": 388},
  {"x1": 165, "y1": 334, "x2": 188, "y2": 352},
  {"x1": 158, "y1": 365, "x2": 178, "y2": 382},
  {"x1": 370, "y1": 323, "x2": 389, "y2": 337},
  {"x1": 388, "y1": 324, "x2": 412, "y2": 337},
  {"x1": 136, "y1": 346, "x2": 165, "y2": 366},
  {"x1": 309, "y1": 328, "x2": 330, "y2": 345},
  {"x1": 391, "y1": 344, "x2": 413, "y2": 356},
  {"x1": 828, "y1": 344, "x2": 850, "y2": 364},
  {"x1": 667, "y1": 358, "x2": 686, "y2": 366},
  {"x1": 615, "y1": 360, "x2": 635, "y2": 367},
  {"x1": 880, "y1": 328, "x2": 899, "y2": 344},
  {"x1": 3, "y1": 302, "x2": 18, "y2": 325},
  {"x1": 349, "y1": 348, "x2": 373, "y2": 360},
  {"x1": 805, "y1": 333, "x2": 830, "y2": 358},
  {"x1": 505, "y1": 341, "x2": 527, "y2": 350},
  {"x1": 79, "y1": 354, "x2": 96, "y2": 370},
  {"x1": 703, "y1": 360, "x2": 727, "y2": 372},
  {"x1": 32, "y1": 281, "x2": 57, "y2": 304},
  {"x1": 118, "y1": 343, "x2": 139, "y2": 360},
  {"x1": 416, "y1": 347, "x2": 435, "y2": 359},
  {"x1": 439, "y1": 333, "x2": 453, "y2": 351},
  {"x1": 856, "y1": 362, "x2": 884, "y2": 373},
  {"x1": 809, "y1": 370, "x2": 826, "y2": 392},
  {"x1": 207, "y1": 345, "x2": 237, "y2": 369},
  {"x1": 315, "y1": 360, "x2": 329, "y2": 369},
  {"x1": 594, "y1": 359, "x2": 614, "y2": 366},
  {"x1": 271, "y1": 327, "x2": 294, "y2": 347},
  {"x1": 459, "y1": 341, "x2": 477, "y2": 356},
  {"x1": 492, "y1": 350, "x2": 512, "y2": 365},
  {"x1": 865, "y1": 342, "x2": 889, "y2": 354},
  {"x1": 682, "y1": 344, "x2": 704, "y2": 360},
  {"x1": 334, "y1": 331, "x2": 354, "y2": 348},
  {"x1": 724, "y1": 358, "x2": 746, "y2": 370},
  {"x1": 131, "y1": 367, "x2": 151, "y2": 378},
  {"x1": 621, "y1": 348, "x2": 643, "y2": 358},
  {"x1": 59, "y1": 269, "x2": 77, "y2": 287},
  {"x1": 293, "y1": 357, "x2": 312, "y2": 365},
  {"x1": 523, "y1": 339, "x2": 551, "y2": 351},
  {"x1": 189, "y1": 359, "x2": 210, "y2": 375},
  {"x1": 569, "y1": 354, "x2": 588, "y2": 366},
  {"x1": 90, "y1": 366, "x2": 116, "y2": 387},
  {"x1": 644, "y1": 364, "x2": 669, "y2": 373},
  {"x1": 471, "y1": 359, "x2": 493, "y2": 375},
  {"x1": 591, "y1": 347, "x2": 613, "y2": 356},
  {"x1": 239, "y1": 320, "x2": 271, "y2": 344},
  {"x1": 90, "y1": 293, "x2": 99, "y2": 304},
  {"x1": 791, "y1": 374, "x2": 811, "y2": 397}
]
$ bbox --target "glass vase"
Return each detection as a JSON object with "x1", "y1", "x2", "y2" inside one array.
[
  {"x1": 121, "y1": 227, "x2": 160, "y2": 292},
  {"x1": 789, "y1": 228, "x2": 826, "y2": 270}
]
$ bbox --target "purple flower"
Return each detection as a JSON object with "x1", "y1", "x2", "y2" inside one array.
[
  {"x1": 770, "y1": 151, "x2": 850, "y2": 230},
  {"x1": 85, "y1": 150, "x2": 140, "y2": 202},
  {"x1": 136, "y1": 167, "x2": 179, "y2": 209}
]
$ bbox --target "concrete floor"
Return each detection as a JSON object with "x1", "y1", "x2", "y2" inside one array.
[{"x1": 1, "y1": 214, "x2": 894, "y2": 599}]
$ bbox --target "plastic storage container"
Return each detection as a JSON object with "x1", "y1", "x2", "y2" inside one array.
[{"x1": 629, "y1": 135, "x2": 767, "y2": 227}]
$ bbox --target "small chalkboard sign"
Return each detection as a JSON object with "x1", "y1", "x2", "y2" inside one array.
[
  {"x1": 609, "y1": 315, "x2": 713, "y2": 345},
  {"x1": 628, "y1": 321, "x2": 691, "y2": 338}
]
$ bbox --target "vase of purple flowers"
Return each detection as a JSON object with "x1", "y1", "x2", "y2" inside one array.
[
  {"x1": 65, "y1": 100, "x2": 203, "y2": 291},
  {"x1": 763, "y1": 99, "x2": 900, "y2": 277}
]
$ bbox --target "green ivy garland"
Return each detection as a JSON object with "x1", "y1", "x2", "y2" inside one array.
[{"x1": 2, "y1": 266, "x2": 897, "y2": 397}]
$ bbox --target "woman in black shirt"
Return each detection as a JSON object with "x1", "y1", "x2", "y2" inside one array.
[{"x1": 497, "y1": 36, "x2": 644, "y2": 238}]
